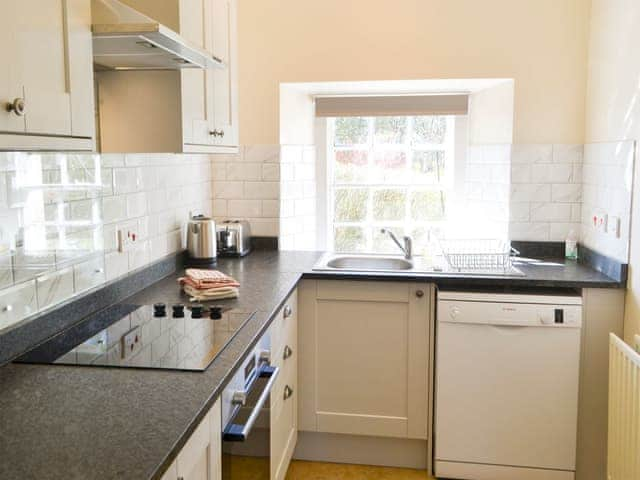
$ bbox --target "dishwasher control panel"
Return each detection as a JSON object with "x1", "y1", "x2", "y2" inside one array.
[{"x1": 439, "y1": 291, "x2": 582, "y2": 328}]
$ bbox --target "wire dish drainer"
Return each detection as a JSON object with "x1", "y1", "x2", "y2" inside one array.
[{"x1": 438, "y1": 239, "x2": 519, "y2": 272}]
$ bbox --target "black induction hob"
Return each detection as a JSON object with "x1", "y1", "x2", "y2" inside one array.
[{"x1": 15, "y1": 302, "x2": 255, "y2": 372}]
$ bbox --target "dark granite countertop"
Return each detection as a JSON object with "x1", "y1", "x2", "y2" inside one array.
[
  {"x1": 304, "y1": 254, "x2": 623, "y2": 288},
  {"x1": 0, "y1": 250, "x2": 623, "y2": 480}
]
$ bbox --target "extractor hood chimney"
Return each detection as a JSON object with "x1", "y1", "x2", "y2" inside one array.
[{"x1": 91, "y1": 0, "x2": 223, "y2": 70}]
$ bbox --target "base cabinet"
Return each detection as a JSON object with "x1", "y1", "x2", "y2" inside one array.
[
  {"x1": 271, "y1": 290, "x2": 298, "y2": 480},
  {"x1": 298, "y1": 280, "x2": 432, "y2": 440},
  {"x1": 162, "y1": 399, "x2": 222, "y2": 480}
]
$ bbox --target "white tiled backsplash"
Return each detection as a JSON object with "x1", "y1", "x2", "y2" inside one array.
[
  {"x1": 463, "y1": 144, "x2": 511, "y2": 240},
  {"x1": 280, "y1": 145, "x2": 317, "y2": 250},
  {"x1": 0, "y1": 152, "x2": 213, "y2": 333},
  {"x1": 210, "y1": 145, "x2": 280, "y2": 237},
  {"x1": 509, "y1": 144, "x2": 583, "y2": 241},
  {"x1": 101, "y1": 153, "x2": 213, "y2": 281},
  {"x1": 581, "y1": 141, "x2": 635, "y2": 262}
]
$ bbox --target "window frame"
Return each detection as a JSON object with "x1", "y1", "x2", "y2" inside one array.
[{"x1": 321, "y1": 115, "x2": 464, "y2": 254}]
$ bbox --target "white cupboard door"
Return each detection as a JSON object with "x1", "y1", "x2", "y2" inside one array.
[
  {"x1": 65, "y1": 0, "x2": 95, "y2": 139},
  {"x1": 209, "y1": 399, "x2": 222, "y2": 480},
  {"x1": 176, "y1": 399, "x2": 222, "y2": 480},
  {"x1": 210, "y1": 0, "x2": 238, "y2": 147},
  {"x1": 13, "y1": 0, "x2": 72, "y2": 136},
  {"x1": 298, "y1": 280, "x2": 430, "y2": 440},
  {"x1": 0, "y1": 1, "x2": 25, "y2": 134},
  {"x1": 180, "y1": 0, "x2": 214, "y2": 146}
]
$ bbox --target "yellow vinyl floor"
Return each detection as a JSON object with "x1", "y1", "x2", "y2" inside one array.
[{"x1": 284, "y1": 460, "x2": 434, "y2": 479}]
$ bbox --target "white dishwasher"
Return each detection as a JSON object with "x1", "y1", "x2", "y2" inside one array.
[{"x1": 435, "y1": 291, "x2": 582, "y2": 480}]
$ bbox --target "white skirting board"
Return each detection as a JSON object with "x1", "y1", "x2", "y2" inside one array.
[
  {"x1": 292, "y1": 431, "x2": 428, "y2": 469},
  {"x1": 608, "y1": 333, "x2": 640, "y2": 480}
]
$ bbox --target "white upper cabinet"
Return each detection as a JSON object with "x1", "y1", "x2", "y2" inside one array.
[
  {"x1": 97, "y1": 0, "x2": 239, "y2": 153},
  {"x1": 0, "y1": 0, "x2": 95, "y2": 151},
  {"x1": 210, "y1": 0, "x2": 238, "y2": 148},
  {"x1": 180, "y1": 0, "x2": 239, "y2": 151}
]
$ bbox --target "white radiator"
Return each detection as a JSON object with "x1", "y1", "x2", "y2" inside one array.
[{"x1": 608, "y1": 333, "x2": 640, "y2": 480}]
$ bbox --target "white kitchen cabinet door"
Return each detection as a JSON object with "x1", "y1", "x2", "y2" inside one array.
[
  {"x1": 271, "y1": 290, "x2": 298, "y2": 480},
  {"x1": 0, "y1": 1, "x2": 25, "y2": 134},
  {"x1": 298, "y1": 280, "x2": 431, "y2": 440},
  {"x1": 180, "y1": 0, "x2": 214, "y2": 146},
  {"x1": 164, "y1": 398, "x2": 222, "y2": 480},
  {"x1": 209, "y1": 0, "x2": 238, "y2": 148},
  {"x1": 0, "y1": 0, "x2": 95, "y2": 150}
]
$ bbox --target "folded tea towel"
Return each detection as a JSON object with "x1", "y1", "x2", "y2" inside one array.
[
  {"x1": 181, "y1": 283, "x2": 239, "y2": 301},
  {"x1": 180, "y1": 268, "x2": 240, "y2": 289},
  {"x1": 178, "y1": 268, "x2": 240, "y2": 301}
]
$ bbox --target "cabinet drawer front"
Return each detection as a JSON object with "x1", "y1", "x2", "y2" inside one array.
[
  {"x1": 272, "y1": 343, "x2": 296, "y2": 421},
  {"x1": 0, "y1": 280, "x2": 37, "y2": 331},
  {"x1": 271, "y1": 373, "x2": 296, "y2": 480},
  {"x1": 271, "y1": 290, "x2": 297, "y2": 356},
  {"x1": 317, "y1": 280, "x2": 409, "y2": 303}
]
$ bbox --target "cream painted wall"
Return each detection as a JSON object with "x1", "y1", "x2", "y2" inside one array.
[
  {"x1": 585, "y1": 0, "x2": 640, "y2": 342},
  {"x1": 238, "y1": 0, "x2": 590, "y2": 146}
]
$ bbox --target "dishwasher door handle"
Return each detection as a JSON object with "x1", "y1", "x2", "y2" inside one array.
[{"x1": 223, "y1": 365, "x2": 279, "y2": 441}]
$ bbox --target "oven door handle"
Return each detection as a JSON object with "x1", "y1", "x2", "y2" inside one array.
[{"x1": 223, "y1": 364, "x2": 279, "y2": 441}]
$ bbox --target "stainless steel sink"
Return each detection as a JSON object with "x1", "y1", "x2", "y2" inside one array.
[{"x1": 319, "y1": 255, "x2": 413, "y2": 272}]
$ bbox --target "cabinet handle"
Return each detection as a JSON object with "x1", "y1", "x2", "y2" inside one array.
[
  {"x1": 284, "y1": 384, "x2": 293, "y2": 400},
  {"x1": 415, "y1": 290, "x2": 424, "y2": 298},
  {"x1": 219, "y1": 129, "x2": 225, "y2": 137},
  {"x1": 283, "y1": 304, "x2": 292, "y2": 319},
  {"x1": 178, "y1": 477, "x2": 184, "y2": 480},
  {"x1": 209, "y1": 129, "x2": 225, "y2": 137},
  {"x1": 6, "y1": 98, "x2": 26, "y2": 116},
  {"x1": 283, "y1": 345, "x2": 293, "y2": 360}
]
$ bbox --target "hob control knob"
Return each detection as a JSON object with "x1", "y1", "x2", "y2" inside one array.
[
  {"x1": 172, "y1": 304, "x2": 185, "y2": 318},
  {"x1": 191, "y1": 304, "x2": 204, "y2": 318},
  {"x1": 153, "y1": 303, "x2": 166, "y2": 317}
]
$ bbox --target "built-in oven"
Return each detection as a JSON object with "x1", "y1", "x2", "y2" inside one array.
[{"x1": 221, "y1": 327, "x2": 278, "y2": 480}]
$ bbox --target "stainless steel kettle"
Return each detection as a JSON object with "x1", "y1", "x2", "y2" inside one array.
[{"x1": 186, "y1": 215, "x2": 217, "y2": 265}]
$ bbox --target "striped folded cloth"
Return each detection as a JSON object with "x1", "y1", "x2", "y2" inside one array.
[
  {"x1": 181, "y1": 284, "x2": 239, "y2": 301},
  {"x1": 178, "y1": 268, "x2": 240, "y2": 301}
]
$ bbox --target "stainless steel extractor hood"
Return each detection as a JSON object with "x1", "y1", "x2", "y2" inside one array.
[{"x1": 91, "y1": 0, "x2": 223, "y2": 70}]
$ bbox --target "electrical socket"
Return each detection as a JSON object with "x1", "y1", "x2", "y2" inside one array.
[
  {"x1": 121, "y1": 326, "x2": 142, "y2": 360},
  {"x1": 592, "y1": 211, "x2": 607, "y2": 232},
  {"x1": 117, "y1": 228, "x2": 137, "y2": 253}
]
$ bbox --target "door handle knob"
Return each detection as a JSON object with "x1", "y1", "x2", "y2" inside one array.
[
  {"x1": 283, "y1": 345, "x2": 293, "y2": 360},
  {"x1": 284, "y1": 385, "x2": 293, "y2": 400},
  {"x1": 415, "y1": 290, "x2": 424, "y2": 298},
  {"x1": 6, "y1": 98, "x2": 25, "y2": 116}
]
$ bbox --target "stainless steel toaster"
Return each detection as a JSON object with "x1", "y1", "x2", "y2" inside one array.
[{"x1": 216, "y1": 220, "x2": 251, "y2": 257}]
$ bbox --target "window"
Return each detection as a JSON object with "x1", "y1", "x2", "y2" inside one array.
[{"x1": 327, "y1": 115, "x2": 456, "y2": 254}]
